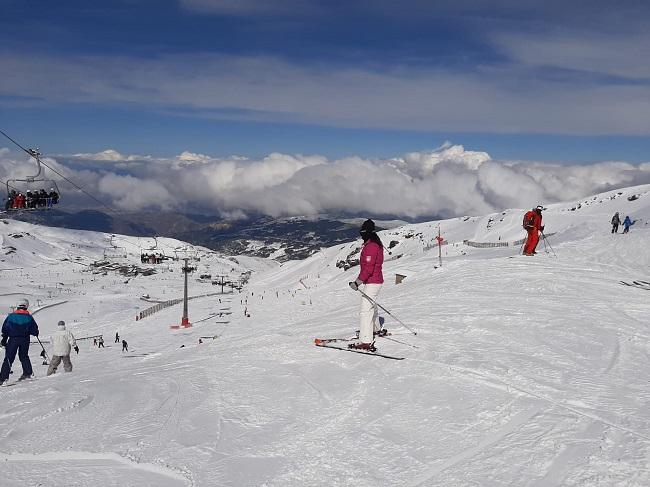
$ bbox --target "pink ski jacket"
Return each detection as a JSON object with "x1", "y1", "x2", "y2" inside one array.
[{"x1": 357, "y1": 240, "x2": 384, "y2": 284}]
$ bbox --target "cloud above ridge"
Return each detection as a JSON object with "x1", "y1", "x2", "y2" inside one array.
[
  {"x1": 2, "y1": 144, "x2": 649, "y2": 218},
  {"x1": 2, "y1": 49, "x2": 650, "y2": 136}
]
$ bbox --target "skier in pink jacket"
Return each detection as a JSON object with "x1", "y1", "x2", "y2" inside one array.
[{"x1": 348, "y1": 219, "x2": 384, "y2": 350}]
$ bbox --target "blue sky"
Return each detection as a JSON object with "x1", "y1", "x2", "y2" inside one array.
[{"x1": 2, "y1": 0, "x2": 650, "y2": 162}]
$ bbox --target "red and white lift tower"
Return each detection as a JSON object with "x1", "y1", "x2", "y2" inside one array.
[{"x1": 171, "y1": 257, "x2": 196, "y2": 329}]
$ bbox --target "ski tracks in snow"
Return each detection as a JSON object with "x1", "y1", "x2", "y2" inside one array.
[
  {"x1": 407, "y1": 404, "x2": 542, "y2": 486},
  {"x1": 411, "y1": 353, "x2": 650, "y2": 444}
]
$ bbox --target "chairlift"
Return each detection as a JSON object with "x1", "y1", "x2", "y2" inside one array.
[
  {"x1": 148, "y1": 236, "x2": 158, "y2": 251},
  {"x1": 140, "y1": 236, "x2": 169, "y2": 264},
  {"x1": 173, "y1": 246, "x2": 199, "y2": 262},
  {"x1": 4, "y1": 148, "x2": 61, "y2": 211},
  {"x1": 103, "y1": 235, "x2": 127, "y2": 260},
  {"x1": 103, "y1": 247, "x2": 128, "y2": 260}
]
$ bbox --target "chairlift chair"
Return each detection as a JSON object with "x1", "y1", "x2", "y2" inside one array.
[
  {"x1": 4, "y1": 148, "x2": 61, "y2": 211},
  {"x1": 103, "y1": 247, "x2": 128, "y2": 260},
  {"x1": 103, "y1": 235, "x2": 127, "y2": 260},
  {"x1": 173, "y1": 246, "x2": 199, "y2": 262},
  {"x1": 140, "y1": 236, "x2": 169, "y2": 264}
]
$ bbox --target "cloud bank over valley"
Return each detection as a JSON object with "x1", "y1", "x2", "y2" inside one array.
[{"x1": 2, "y1": 144, "x2": 650, "y2": 219}]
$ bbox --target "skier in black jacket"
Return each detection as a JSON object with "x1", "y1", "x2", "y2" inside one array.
[{"x1": 611, "y1": 212, "x2": 621, "y2": 233}]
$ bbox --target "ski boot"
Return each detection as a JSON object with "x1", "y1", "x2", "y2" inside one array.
[
  {"x1": 374, "y1": 328, "x2": 388, "y2": 337},
  {"x1": 18, "y1": 374, "x2": 33, "y2": 381},
  {"x1": 348, "y1": 342, "x2": 376, "y2": 352}
]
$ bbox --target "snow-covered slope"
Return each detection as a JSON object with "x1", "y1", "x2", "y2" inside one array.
[{"x1": 1, "y1": 185, "x2": 649, "y2": 486}]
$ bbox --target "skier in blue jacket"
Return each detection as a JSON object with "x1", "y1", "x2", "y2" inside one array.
[
  {"x1": 0, "y1": 298, "x2": 39, "y2": 385},
  {"x1": 622, "y1": 216, "x2": 635, "y2": 234}
]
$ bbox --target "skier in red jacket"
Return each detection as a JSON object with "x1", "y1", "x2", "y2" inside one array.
[
  {"x1": 522, "y1": 205, "x2": 544, "y2": 255},
  {"x1": 13, "y1": 193, "x2": 25, "y2": 209},
  {"x1": 348, "y1": 219, "x2": 384, "y2": 350}
]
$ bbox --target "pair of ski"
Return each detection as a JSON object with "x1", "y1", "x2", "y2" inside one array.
[
  {"x1": 314, "y1": 335, "x2": 405, "y2": 360},
  {"x1": 620, "y1": 280, "x2": 650, "y2": 291},
  {"x1": 1, "y1": 377, "x2": 36, "y2": 388}
]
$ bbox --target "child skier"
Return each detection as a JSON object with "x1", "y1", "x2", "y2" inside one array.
[
  {"x1": 47, "y1": 321, "x2": 78, "y2": 375},
  {"x1": 623, "y1": 216, "x2": 635, "y2": 234}
]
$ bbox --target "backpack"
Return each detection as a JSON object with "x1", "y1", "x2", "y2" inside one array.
[{"x1": 522, "y1": 211, "x2": 536, "y2": 229}]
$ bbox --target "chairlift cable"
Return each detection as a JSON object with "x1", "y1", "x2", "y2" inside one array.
[
  {"x1": 0, "y1": 129, "x2": 29, "y2": 155},
  {"x1": 2, "y1": 131, "x2": 202, "y2": 260},
  {"x1": 0, "y1": 129, "x2": 118, "y2": 215}
]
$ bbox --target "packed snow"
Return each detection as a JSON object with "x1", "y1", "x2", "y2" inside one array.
[{"x1": 1, "y1": 184, "x2": 649, "y2": 486}]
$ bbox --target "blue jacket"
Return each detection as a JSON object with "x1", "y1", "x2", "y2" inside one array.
[
  {"x1": 623, "y1": 217, "x2": 634, "y2": 227},
  {"x1": 2, "y1": 310, "x2": 39, "y2": 338}
]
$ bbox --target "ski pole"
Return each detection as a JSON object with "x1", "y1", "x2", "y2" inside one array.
[
  {"x1": 541, "y1": 232, "x2": 548, "y2": 254},
  {"x1": 36, "y1": 336, "x2": 49, "y2": 364},
  {"x1": 358, "y1": 289, "x2": 417, "y2": 335},
  {"x1": 1, "y1": 337, "x2": 13, "y2": 376},
  {"x1": 2, "y1": 355, "x2": 11, "y2": 376},
  {"x1": 520, "y1": 227, "x2": 531, "y2": 255},
  {"x1": 382, "y1": 335, "x2": 420, "y2": 349},
  {"x1": 541, "y1": 231, "x2": 557, "y2": 258}
]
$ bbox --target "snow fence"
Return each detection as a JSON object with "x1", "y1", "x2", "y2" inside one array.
[
  {"x1": 137, "y1": 292, "x2": 224, "y2": 320},
  {"x1": 464, "y1": 233, "x2": 555, "y2": 248}
]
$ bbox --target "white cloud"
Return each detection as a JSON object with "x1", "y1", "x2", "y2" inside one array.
[
  {"x1": 96, "y1": 174, "x2": 176, "y2": 211},
  {"x1": 3, "y1": 144, "x2": 650, "y2": 217},
  {"x1": 177, "y1": 151, "x2": 213, "y2": 163},
  {"x1": 2, "y1": 51, "x2": 650, "y2": 136},
  {"x1": 72, "y1": 150, "x2": 129, "y2": 162},
  {"x1": 491, "y1": 32, "x2": 650, "y2": 79}
]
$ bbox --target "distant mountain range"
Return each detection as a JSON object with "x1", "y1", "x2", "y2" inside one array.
[{"x1": 7, "y1": 209, "x2": 405, "y2": 261}]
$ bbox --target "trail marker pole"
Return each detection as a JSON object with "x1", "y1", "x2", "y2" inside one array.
[{"x1": 436, "y1": 225, "x2": 444, "y2": 268}]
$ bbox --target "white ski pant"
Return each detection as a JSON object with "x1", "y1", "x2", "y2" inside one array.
[
  {"x1": 47, "y1": 355, "x2": 72, "y2": 376},
  {"x1": 359, "y1": 283, "x2": 382, "y2": 343}
]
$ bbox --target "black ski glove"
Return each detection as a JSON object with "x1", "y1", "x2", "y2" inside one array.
[
  {"x1": 0, "y1": 336, "x2": 6, "y2": 348},
  {"x1": 348, "y1": 279, "x2": 363, "y2": 291},
  {"x1": 540, "y1": 225, "x2": 545, "y2": 232},
  {"x1": 74, "y1": 346, "x2": 79, "y2": 354}
]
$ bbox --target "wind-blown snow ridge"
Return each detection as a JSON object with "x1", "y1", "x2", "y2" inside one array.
[
  {"x1": 1, "y1": 183, "x2": 650, "y2": 486},
  {"x1": 1, "y1": 451, "x2": 192, "y2": 486}
]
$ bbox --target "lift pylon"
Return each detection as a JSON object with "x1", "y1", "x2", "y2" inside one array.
[{"x1": 171, "y1": 258, "x2": 196, "y2": 329}]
